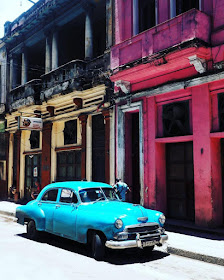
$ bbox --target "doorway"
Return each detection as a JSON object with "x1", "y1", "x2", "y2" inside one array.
[
  {"x1": 125, "y1": 112, "x2": 140, "y2": 204},
  {"x1": 92, "y1": 114, "x2": 105, "y2": 182},
  {"x1": 25, "y1": 154, "x2": 41, "y2": 199},
  {"x1": 221, "y1": 139, "x2": 224, "y2": 224},
  {"x1": 166, "y1": 142, "x2": 195, "y2": 221}
]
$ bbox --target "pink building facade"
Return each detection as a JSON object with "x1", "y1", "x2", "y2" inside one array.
[{"x1": 111, "y1": 0, "x2": 224, "y2": 227}]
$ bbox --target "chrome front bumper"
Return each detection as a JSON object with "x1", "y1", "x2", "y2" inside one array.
[{"x1": 105, "y1": 234, "x2": 168, "y2": 250}]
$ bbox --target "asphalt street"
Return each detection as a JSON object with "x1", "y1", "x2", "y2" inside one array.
[{"x1": 0, "y1": 215, "x2": 224, "y2": 280}]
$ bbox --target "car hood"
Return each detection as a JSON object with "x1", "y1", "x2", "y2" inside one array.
[{"x1": 79, "y1": 200, "x2": 161, "y2": 225}]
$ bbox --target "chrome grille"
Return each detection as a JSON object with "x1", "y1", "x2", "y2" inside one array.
[{"x1": 125, "y1": 222, "x2": 159, "y2": 234}]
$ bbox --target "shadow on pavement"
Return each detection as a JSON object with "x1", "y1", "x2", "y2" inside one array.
[{"x1": 16, "y1": 232, "x2": 169, "y2": 264}]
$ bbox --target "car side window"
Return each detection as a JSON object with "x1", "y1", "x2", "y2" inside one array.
[
  {"x1": 60, "y1": 189, "x2": 78, "y2": 204},
  {"x1": 41, "y1": 189, "x2": 58, "y2": 202}
]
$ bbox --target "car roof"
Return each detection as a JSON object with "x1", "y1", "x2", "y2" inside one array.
[{"x1": 43, "y1": 181, "x2": 112, "y2": 192}]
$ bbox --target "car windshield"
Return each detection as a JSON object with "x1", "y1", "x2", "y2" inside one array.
[
  {"x1": 79, "y1": 187, "x2": 120, "y2": 203},
  {"x1": 102, "y1": 188, "x2": 120, "y2": 201}
]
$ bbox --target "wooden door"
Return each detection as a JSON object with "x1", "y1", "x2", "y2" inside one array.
[{"x1": 166, "y1": 142, "x2": 195, "y2": 221}]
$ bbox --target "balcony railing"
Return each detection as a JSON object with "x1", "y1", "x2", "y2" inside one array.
[
  {"x1": 8, "y1": 79, "x2": 41, "y2": 112},
  {"x1": 41, "y1": 53, "x2": 110, "y2": 100},
  {"x1": 42, "y1": 60, "x2": 86, "y2": 89},
  {"x1": 40, "y1": 60, "x2": 86, "y2": 100},
  {"x1": 111, "y1": 9, "x2": 211, "y2": 70},
  {"x1": 5, "y1": 0, "x2": 74, "y2": 38},
  {"x1": 7, "y1": 53, "x2": 110, "y2": 111}
]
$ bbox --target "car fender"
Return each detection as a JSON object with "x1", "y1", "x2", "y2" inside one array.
[
  {"x1": 75, "y1": 209, "x2": 115, "y2": 243},
  {"x1": 16, "y1": 203, "x2": 46, "y2": 231}
]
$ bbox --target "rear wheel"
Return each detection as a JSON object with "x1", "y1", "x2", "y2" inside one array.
[
  {"x1": 91, "y1": 233, "x2": 105, "y2": 261},
  {"x1": 27, "y1": 220, "x2": 39, "y2": 240}
]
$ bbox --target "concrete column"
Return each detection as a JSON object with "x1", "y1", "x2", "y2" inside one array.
[
  {"x1": 1, "y1": 58, "x2": 6, "y2": 103},
  {"x1": 52, "y1": 30, "x2": 59, "y2": 70},
  {"x1": 45, "y1": 35, "x2": 51, "y2": 73},
  {"x1": 106, "y1": 0, "x2": 113, "y2": 48},
  {"x1": 5, "y1": 132, "x2": 9, "y2": 199},
  {"x1": 192, "y1": 84, "x2": 222, "y2": 227},
  {"x1": 114, "y1": 0, "x2": 123, "y2": 44},
  {"x1": 170, "y1": 0, "x2": 176, "y2": 18},
  {"x1": 21, "y1": 47, "x2": 28, "y2": 85},
  {"x1": 133, "y1": 0, "x2": 139, "y2": 36},
  {"x1": 85, "y1": 8, "x2": 93, "y2": 59},
  {"x1": 79, "y1": 114, "x2": 88, "y2": 180},
  {"x1": 14, "y1": 131, "x2": 21, "y2": 201},
  {"x1": 102, "y1": 110, "x2": 110, "y2": 184},
  {"x1": 9, "y1": 55, "x2": 17, "y2": 90},
  {"x1": 41, "y1": 122, "x2": 52, "y2": 188},
  {"x1": 199, "y1": 0, "x2": 202, "y2": 11}
]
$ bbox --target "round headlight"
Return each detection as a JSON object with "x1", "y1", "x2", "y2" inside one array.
[
  {"x1": 115, "y1": 218, "x2": 123, "y2": 229},
  {"x1": 159, "y1": 214, "x2": 166, "y2": 225}
]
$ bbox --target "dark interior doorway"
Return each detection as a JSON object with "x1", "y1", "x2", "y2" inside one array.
[
  {"x1": 92, "y1": 114, "x2": 105, "y2": 182},
  {"x1": 25, "y1": 154, "x2": 41, "y2": 199},
  {"x1": 221, "y1": 139, "x2": 224, "y2": 224},
  {"x1": 125, "y1": 112, "x2": 140, "y2": 204},
  {"x1": 166, "y1": 142, "x2": 195, "y2": 221}
]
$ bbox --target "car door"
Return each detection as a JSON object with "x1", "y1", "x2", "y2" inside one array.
[
  {"x1": 53, "y1": 188, "x2": 79, "y2": 239},
  {"x1": 38, "y1": 188, "x2": 59, "y2": 232}
]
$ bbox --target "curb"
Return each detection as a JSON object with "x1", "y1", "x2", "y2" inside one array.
[
  {"x1": 0, "y1": 212, "x2": 17, "y2": 222},
  {"x1": 167, "y1": 246, "x2": 224, "y2": 266},
  {"x1": 166, "y1": 224, "x2": 224, "y2": 238},
  {"x1": 0, "y1": 210, "x2": 15, "y2": 217}
]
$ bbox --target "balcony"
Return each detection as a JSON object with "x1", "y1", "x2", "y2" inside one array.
[
  {"x1": 40, "y1": 60, "x2": 86, "y2": 100},
  {"x1": 8, "y1": 79, "x2": 41, "y2": 112},
  {"x1": 4, "y1": 0, "x2": 77, "y2": 40},
  {"x1": 6, "y1": 53, "x2": 110, "y2": 113},
  {"x1": 41, "y1": 53, "x2": 110, "y2": 101},
  {"x1": 111, "y1": 9, "x2": 211, "y2": 71}
]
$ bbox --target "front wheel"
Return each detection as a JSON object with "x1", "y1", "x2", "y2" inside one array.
[
  {"x1": 27, "y1": 220, "x2": 39, "y2": 240},
  {"x1": 91, "y1": 233, "x2": 105, "y2": 261},
  {"x1": 143, "y1": 245, "x2": 155, "y2": 253}
]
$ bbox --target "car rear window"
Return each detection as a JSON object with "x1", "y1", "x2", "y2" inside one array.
[
  {"x1": 60, "y1": 189, "x2": 78, "y2": 204},
  {"x1": 41, "y1": 189, "x2": 58, "y2": 202}
]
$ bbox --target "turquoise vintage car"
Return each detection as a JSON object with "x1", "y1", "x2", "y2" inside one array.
[{"x1": 16, "y1": 181, "x2": 168, "y2": 260}]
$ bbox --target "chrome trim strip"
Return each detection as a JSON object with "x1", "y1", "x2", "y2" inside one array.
[{"x1": 105, "y1": 234, "x2": 168, "y2": 249}]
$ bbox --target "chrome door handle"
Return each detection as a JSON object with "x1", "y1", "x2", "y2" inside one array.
[
  {"x1": 56, "y1": 205, "x2": 60, "y2": 209},
  {"x1": 38, "y1": 202, "x2": 42, "y2": 207}
]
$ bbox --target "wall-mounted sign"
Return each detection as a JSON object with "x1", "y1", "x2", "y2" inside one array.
[
  {"x1": 33, "y1": 167, "x2": 38, "y2": 177},
  {"x1": 18, "y1": 116, "x2": 43, "y2": 131}
]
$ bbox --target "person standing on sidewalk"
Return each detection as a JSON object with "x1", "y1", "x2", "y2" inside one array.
[
  {"x1": 114, "y1": 178, "x2": 130, "y2": 202},
  {"x1": 31, "y1": 180, "x2": 41, "y2": 200}
]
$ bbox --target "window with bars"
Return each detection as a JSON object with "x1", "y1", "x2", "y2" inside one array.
[
  {"x1": 162, "y1": 101, "x2": 190, "y2": 137},
  {"x1": 64, "y1": 120, "x2": 77, "y2": 145},
  {"x1": 56, "y1": 150, "x2": 81, "y2": 182},
  {"x1": 29, "y1": 131, "x2": 40, "y2": 149}
]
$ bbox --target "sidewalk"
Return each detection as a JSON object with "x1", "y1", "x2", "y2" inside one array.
[
  {"x1": 0, "y1": 200, "x2": 224, "y2": 266},
  {"x1": 0, "y1": 201, "x2": 20, "y2": 217}
]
